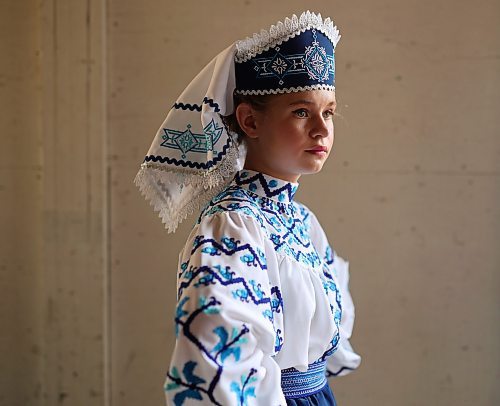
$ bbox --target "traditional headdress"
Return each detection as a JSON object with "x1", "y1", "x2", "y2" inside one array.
[{"x1": 134, "y1": 10, "x2": 341, "y2": 232}]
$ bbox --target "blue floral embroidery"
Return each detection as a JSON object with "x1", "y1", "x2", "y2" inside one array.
[
  {"x1": 240, "y1": 253, "x2": 258, "y2": 267},
  {"x1": 179, "y1": 265, "x2": 271, "y2": 307},
  {"x1": 325, "y1": 245, "x2": 334, "y2": 265},
  {"x1": 212, "y1": 326, "x2": 249, "y2": 363},
  {"x1": 262, "y1": 309, "x2": 273, "y2": 322},
  {"x1": 201, "y1": 246, "x2": 221, "y2": 256},
  {"x1": 199, "y1": 295, "x2": 221, "y2": 315},
  {"x1": 249, "y1": 280, "x2": 265, "y2": 300},
  {"x1": 190, "y1": 236, "x2": 267, "y2": 271},
  {"x1": 217, "y1": 265, "x2": 235, "y2": 281},
  {"x1": 170, "y1": 294, "x2": 253, "y2": 405},
  {"x1": 275, "y1": 328, "x2": 284, "y2": 352},
  {"x1": 165, "y1": 361, "x2": 206, "y2": 405},
  {"x1": 175, "y1": 296, "x2": 189, "y2": 337},
  {"x1": 221, "y1": 236, "x2": 238, "y2": 250},
  {"x1": 195, "y1": 272, "x2": 215, "y2": 287},
  {"x1": 232, "y1": 287, "x2": 249, "y2": 302},
  {"x1": 230, "y1": 369, "x2": 258, "y2": 406},
  {"x1": 270, "y1": 286, "x2": 283, "y2": 314}
]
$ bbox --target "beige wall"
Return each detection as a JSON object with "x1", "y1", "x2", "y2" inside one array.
[
  {"x1": 1, "y1": 1, "x2": 107, "y2": 405},
  {"x1": 1, "y1": 1, "x2": 43, "y2": 405},
  {"x1": 1, "y1": 0, "x2": 499, "y2": 405}
]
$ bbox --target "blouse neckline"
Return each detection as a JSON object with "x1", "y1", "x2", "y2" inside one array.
[{"x1": 233, "y1": 169, "x2": 299, "y2": 203}]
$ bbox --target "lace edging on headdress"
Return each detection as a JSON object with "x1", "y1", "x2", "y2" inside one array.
[{"x1": 235, "y1": 11, "x2": 341, "y2": 63}]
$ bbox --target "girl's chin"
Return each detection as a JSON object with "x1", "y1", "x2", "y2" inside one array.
[
  {"x1": 301, "y1": 157, "x2": 329, "y2": 173},
  {"x1": 296, "y1": 164, "x2": 326, "y2": 176}
]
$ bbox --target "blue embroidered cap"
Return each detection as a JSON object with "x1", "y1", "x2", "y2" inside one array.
[
  {"x1": 134, "y1": 11, "x2": 341, "y2": 232},
  {"x1": 234, "y1": 12, "x2": 340, "y2": 95}
]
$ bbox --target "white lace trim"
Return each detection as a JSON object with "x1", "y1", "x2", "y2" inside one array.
[
  {"x1": 133, "y1": 142, "x2": 243, "y2": 233},
  {"x1": 234, "y1": 83, "x2": 336, "y2": 96},
  {"x1": 235, "y1": 10, "x2": 341, "y2": 63}
]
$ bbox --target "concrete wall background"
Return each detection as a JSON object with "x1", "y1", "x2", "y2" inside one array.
[
  {"x1": 1, "y1": 0, "x2": 499, "y2": 405},
  {"x1": 1, "y1": 1, "x2": 107, "y2": 405},
  {"x1": 1, "y1": 1, "x2": 43, "y2": 404}
]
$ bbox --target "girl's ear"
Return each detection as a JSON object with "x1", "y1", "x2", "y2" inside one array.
[{"x1": 235, "y1": 103, "x2": 259, "y2": 139}]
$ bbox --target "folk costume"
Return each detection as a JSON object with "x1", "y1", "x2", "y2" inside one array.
[{"x1": 134, "y1": 11, "x2": 361, "y2": 406}]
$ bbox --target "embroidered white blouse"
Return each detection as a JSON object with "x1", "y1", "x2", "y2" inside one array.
[{"x1": 164, "y1": 169, "x2": 361, "y2": 405}]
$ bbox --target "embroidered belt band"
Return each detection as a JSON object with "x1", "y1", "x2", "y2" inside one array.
[{"x1": 281, "y1": 359, "x2": 328, "y2": 398}]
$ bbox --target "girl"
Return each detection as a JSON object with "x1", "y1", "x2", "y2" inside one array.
[{"x1": 134, "y1": 11, "x2": 361, "y2": 405}]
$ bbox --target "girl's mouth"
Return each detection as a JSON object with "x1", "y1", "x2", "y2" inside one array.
[{"x1": 306, "y1": 146, "x2": 328, "y2": 154}]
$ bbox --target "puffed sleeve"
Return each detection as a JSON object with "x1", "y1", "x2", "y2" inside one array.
[
  {"x1": 307, "y1": 209, "x2": 362, "y2": 377},
  {"x1": 164, "y1": 210, "x2": 286, "y2": 406},
  {"x1": 325, "y1": 250, "x2": 362, "y2": 377}
]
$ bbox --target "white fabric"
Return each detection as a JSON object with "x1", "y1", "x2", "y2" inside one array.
[
  {"x1": 163, "y1": 169, "x2": 361, "y2": 405},
  {"x1": 134, "y1": 43, "x2": 242, "y2": 233}
]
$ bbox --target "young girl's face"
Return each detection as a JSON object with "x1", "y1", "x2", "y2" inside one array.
[{"x1": 242, "y1": 89, "x2": 336, "y2": 182}]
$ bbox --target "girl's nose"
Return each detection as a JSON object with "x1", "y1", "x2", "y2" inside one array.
[{"x1": 310, "y1": 115, "x2": 331, "y2": 138}]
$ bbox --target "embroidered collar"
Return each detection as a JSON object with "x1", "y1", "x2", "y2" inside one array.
[{"x1": 233, "y1": 169, "x2": 299, "y2": 203}]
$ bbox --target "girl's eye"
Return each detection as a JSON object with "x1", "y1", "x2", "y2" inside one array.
[
  {"x1": 293, "y1": 109, "x2": 308, "y2": 118},
  {"x1": 323, "y1": 110, "x2": 335, "y2": 119}
]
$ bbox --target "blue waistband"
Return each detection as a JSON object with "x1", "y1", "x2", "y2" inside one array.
[{"x1": 281, "y1": 360, "x2": 327, "y2": 398}]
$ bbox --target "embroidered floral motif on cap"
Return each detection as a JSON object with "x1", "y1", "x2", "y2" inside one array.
[{"x1": 235, "y1": 21, "x2": 339, "y2": 95}]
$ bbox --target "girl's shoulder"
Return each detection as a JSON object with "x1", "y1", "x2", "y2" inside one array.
[{"x1": 196, "y1": 184, "x2": 266, "y2": 228}]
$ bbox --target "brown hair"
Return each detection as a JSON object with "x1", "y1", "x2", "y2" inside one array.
[{"x1": 221, "y1": 93, "x2": 275, "y2": 142}]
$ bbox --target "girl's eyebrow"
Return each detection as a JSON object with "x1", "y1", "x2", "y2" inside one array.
[{"x1": 288, "y1": 99, "x2": 337, "y2": 107}]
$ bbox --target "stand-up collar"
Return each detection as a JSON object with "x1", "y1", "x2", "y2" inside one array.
[{"x1": 233, "y1": 169, "x2": 299, "y2": 203}]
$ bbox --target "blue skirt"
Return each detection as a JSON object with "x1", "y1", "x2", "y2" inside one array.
[
  {"x1": 285, "y1": 381, "x2": 337, "y2": 406},
  {"x1": 281, "y1": 360, "x2": 337, "y2": 406}
]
